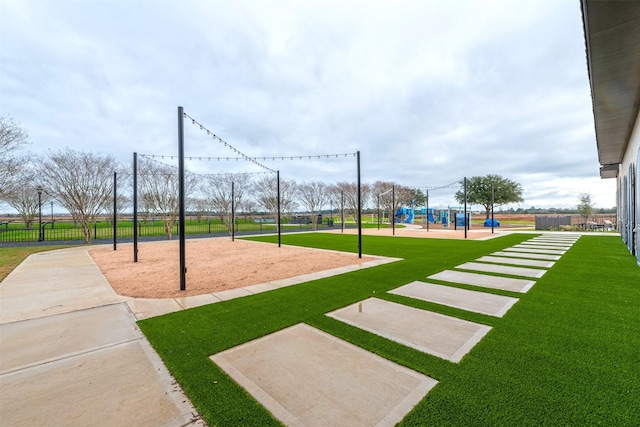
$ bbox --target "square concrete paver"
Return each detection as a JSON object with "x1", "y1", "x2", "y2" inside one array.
[
  {"x1": 429, "y1": 270, "x2": 536, "y2": 293},
  {"x1": 514, "y1": 244, "x2": 571, "y2": 251},
  {"x1": 211, "y1": 323, "x2": 437, "y2": 427},
  {"x1": 327, "y1": 298, "x2": 491, "y2": 362},
  {"x1": 503, "y1": 247, "x2": 566, "y2": 255},
  {"x1": 389, "y1": 281, "x2": 519, "y2": 317},
  {"x1": 491, "y1": 251, "x2": 561, "y2": 261},
  {"x1": 455, "y1": 262, "x2": 546, "y2": 278},
  {"x1": 520, "y1": 241, "x2": 573, "y2": 247},
  {"x1": 476, "y1": 256, "x2": 554, "y2": 268}
]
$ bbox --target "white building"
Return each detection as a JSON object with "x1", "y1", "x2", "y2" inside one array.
[{"x1": 581, "y1": 0, "x2": 640, "y2": 266}]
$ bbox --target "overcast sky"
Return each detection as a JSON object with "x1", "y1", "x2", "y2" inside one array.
[{"x1": 0, "y1": 0, "x2": 617, "y2": 210}]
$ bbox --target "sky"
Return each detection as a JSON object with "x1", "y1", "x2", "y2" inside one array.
[{"x1": 0, "y1": 0, "x2": 617, "y2": 211}]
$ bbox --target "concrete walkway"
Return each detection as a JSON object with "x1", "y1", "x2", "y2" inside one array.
[
  {"x1": 0, "y1": 245, "x2": 399, "y2": 426},
  {"x1": 0, "y1": 247, "x2": 204, "y2": 427}
]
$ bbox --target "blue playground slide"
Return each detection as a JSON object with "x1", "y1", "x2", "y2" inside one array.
[
  {"x1": 404, "y1": 209, "x2": 414, "y2": 224},
  {"x1": 395, "y1": 208, "x2": 414, "y2": 224},
  {"x1": 427, "y1": 211, "x2": 436, "y2": 223}
]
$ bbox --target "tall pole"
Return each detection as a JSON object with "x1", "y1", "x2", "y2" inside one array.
[
  {"x1": 426, "y1": 189, "x2": 430, "y2": 232},
  {"x1": 392, "y1": 185, "x2": 395, "y2": 236},
  {"x1": 357, "y1": 151, "x2": 362, "y2": 258},
  {"x1": 133, "y1": 153, "x2": 138, "y2": 262},
  {"x1": 50, "y1": 201, "x2": 53, "y2": 223},
  {"x1": 377, "y1": 194, "x2": 380, "y2": 231},
  {"x1": 231, "y1": 181, "x2": 235, "y2": 242},
  {"x1": 37, "y1": 188, "x2": 43, "y2": 241},
  {"x1": 341, "y1": 191, "x2": 344, "y2": 233},
  {"x1": 113, "y1": 172, "x2": 117, "y2": 250},
  {"x1": 491, "y1": 182, "x2": 495, "y2": 234},
  {"x1": 464, "y1": 177, "x2": 468, "y2": 239},
  {"x1": 277, "y1": 170, "x2": 281, "y2": 247},
  {"x1": 178, "y1": 106, "x2": 186, "y2": 291}
]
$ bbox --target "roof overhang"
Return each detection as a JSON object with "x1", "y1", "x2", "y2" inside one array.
[
  {"x1": 599, "y1": 163, "x2": 619, "y2": 179},
  {"x1": 581, "y1": 0, "x2": 640, "y2": 179}
]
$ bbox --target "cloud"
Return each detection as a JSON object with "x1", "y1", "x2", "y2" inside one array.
[{"x1": 0, "y1": 0, "x2": 616, "y2": 211}]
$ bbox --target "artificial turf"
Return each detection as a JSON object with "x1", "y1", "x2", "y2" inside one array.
[{"x1": 138, "y1": 233, "x2": 640, "y2": 426}]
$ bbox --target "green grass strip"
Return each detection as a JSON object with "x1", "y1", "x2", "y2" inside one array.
[{"x1": 138, "y1": 233, "x2": 640, "y2": 426}]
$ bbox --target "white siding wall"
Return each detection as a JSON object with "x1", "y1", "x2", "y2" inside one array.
[{"x1": 617, "y1": 109, "x2": 640, "y2": 263}]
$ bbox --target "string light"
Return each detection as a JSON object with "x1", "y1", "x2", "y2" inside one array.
[{"x1": 182, "y1": 112, "x2": 275, "y2": 173}]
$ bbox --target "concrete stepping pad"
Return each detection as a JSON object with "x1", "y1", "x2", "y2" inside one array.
[
  {"x1": 514, "y1": 244, "x2": 571, "y2": 251},
  {"x1": 456, "y1": 262, "x2": 546, "y2": 278},
  {"x1": 389, "y1": 281, "x2": 519, "y2": 317},
  {"x1": 211, "y1": 323, "x2": 437, "y2": 426},
  {"x1": 522, "y1": 240, "x2": 574, "y2": 247},
  {"x1": 503, "y1": 247, "x2": 566, "y2": 255},
  {"x1": 476, "y1": 256, "x2": 554, "y2": 268},
  {"x1": 492, "y1": 251, "x2": 561, "y2": 261},
  {"x1": 327, "y1": 298, "x2": 491, "y2": 362},
  {"x1": 531, "y1": 238, "x2": 578, "y2": 243},
  {"x1": 428, "y1": 270, "x2": 536, "y2": 293},
  {"x1": 521, "y1": 239, "x2": 573, "y2": 244}
]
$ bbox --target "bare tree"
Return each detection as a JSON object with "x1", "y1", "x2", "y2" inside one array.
[
  {"x1": 137, "y1": 158, "x2": 197, "y2": 239},
  {"x1": 242, "y1": 199, "x2": 257, "y2": 222},
  {"x1": 201, "y1": 173, "x2": 253, "y2": 235},
  {"x1": 0, "y1": 116, "x2": 30, "y2": 197},
  {"x1": 332, "y1": 181, "x2": 370, "y2": 225},
  {"x1": 189, "y1": 197, "x2": 209, "y2": 222},
  {"x1": 297, "y1": 181, "x2": 330, "y2": 230},
  {"x1": 2, "y1": 166, "x2": 50, "y2": 229},
  {"x1": 37, "y1": 149, "x2": 120, "y2": 244},
  {"x1": 372, "y1": 181, "x2": 413, "y2": 223},
  {"x1": 253, "y1": 174, "x2": 297, "y2": 231}
]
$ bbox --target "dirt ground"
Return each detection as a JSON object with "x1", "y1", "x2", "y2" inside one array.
[
  {"x1": 89, "y1": 229, "x2": 497, "y2": 299},
  {"x1": 89, "y1": 238, "x2": 378, "y2": 298}
]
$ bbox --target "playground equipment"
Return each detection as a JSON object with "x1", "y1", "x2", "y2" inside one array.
[
  {"x1": 415, "y1": 207, "x2": 437, "y2": 223},
  {"x1": 484, "y1": 218, "x2": 500, "y2": 227},
  {"x1": 395, "y1": 207, "x2": 414, "y2": 224}
]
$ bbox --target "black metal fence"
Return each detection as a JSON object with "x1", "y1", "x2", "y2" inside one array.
[{"x1": 0, "y1": 218, "x2": 344, "y2": 244}]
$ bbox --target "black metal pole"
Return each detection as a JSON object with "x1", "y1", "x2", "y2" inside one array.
[
  {"x1": 178, "y1": 106, "x2": 186, "y2": 291},
  {"x1": 50, "y1": 201, "x2": 53, "y2": 223},
  {"x1": 277, "y1": 170, "x2": 281, "y2": 247},
  {"x1": 392, "y1": 186, "x2": 396, "y2": 234},
  {"x1": 231, "y1": 181, "x2": 235, "y2": 242},
  {"x1": 341, "y1": 191, "x2": 344, "y2": 233},
  {"x1": 37, "y1": 189, "x2": 42, "y2": 241},
  {"x1": 357, "y1": 150, "x2": 362, "y2": 258},
  {"x1": 426, "y1": 189, "x2": 430, "y2": 232},
  {"x1": 377, "y1": 194, "x2": 380, "y2": 231},
  {"x1": 113, "y1": 171, "x2": 117, "y2": 250},
  {"x1": 464, "y1": 177, "x2": 468, "y2": 239},
  {"x1": 491, "y1": 182, "x2": 495, "y2": 234},
  {"x1": 133, "y1": 152, "x2": 138, "y2": 262}
]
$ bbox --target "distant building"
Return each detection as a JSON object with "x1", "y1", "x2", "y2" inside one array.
[{"x1": 581, "y1": 0, "x2": 640, "y2": 266}]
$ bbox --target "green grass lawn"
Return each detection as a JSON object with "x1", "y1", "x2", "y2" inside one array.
[{"x1": 138, "y1": 233, "x2": 640, "y2": 426}]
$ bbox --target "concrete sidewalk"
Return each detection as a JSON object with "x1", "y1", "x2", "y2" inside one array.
[
  {"x1": 0, "y1": 245, "x2": 400, "y2": 426},
  {"x1": 0, "y1": 247, "x2": 204, "y2": 427}
]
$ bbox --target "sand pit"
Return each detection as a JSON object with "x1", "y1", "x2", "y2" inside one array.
[{"x1": 89, "y1": 239, "x2": 376, "y2": 299}]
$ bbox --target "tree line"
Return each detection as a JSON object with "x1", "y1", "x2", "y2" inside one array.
[{"x1": 1, "y1": 116, "x2": 525, "y2": 244}]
